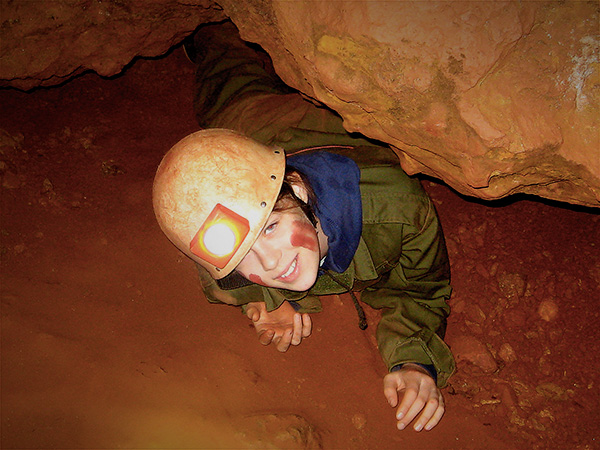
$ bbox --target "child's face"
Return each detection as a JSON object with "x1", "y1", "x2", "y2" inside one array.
[{"x1": 235, "y1": 205, "x2": 324, "y2": 292}]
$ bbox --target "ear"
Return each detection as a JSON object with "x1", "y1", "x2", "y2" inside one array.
[{"x1": 291, "y1": 179, "x2": 309, "y2": 203}]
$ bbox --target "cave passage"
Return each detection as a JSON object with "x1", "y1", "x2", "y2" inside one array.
[{"x1": 1, "y1": 38, "x2": 599, "y2": 449}]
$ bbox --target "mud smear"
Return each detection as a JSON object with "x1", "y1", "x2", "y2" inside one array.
[{"x1": 1, "y1": 47, "x2": 599, "y2": 449}]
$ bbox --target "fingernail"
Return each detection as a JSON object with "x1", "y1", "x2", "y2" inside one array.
[
  {"x1": 414, "y1": 424, "x2": 423, "y2": 432},
  {"x1": 397, "y1": 422, "x2": 406, "y2": 430},
  {"x1": 396, "y1": 412, "x2": 404, "y2": 420}
]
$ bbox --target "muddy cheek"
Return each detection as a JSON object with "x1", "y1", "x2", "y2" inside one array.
[
  {"x1": 248, "y1": 274, "x2": 265, "y2": 285},
  {"x1": 290, "y1": 220, "x2": 318, "y2": 252}
]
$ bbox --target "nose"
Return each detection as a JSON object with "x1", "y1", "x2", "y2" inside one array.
[{"x1": 251, "y1": 238, "x2": 281, "y2": 272}]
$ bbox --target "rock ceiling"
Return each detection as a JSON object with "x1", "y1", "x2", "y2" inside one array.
[{"x1": 1, "y1": 0, "x2": 598, "y2": 207}]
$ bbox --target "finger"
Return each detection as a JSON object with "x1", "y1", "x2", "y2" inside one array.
[
  {"x1": 383, "y1": 375, "x2": 401, "y2": 408},
  {"x1": 246, "y1": 305, "x2": 259, "y2": 322},
  {"x1": 257, "y1": 328, "x2": 275, "y2": 345},
  {"x1": 275, "y1": 329, "x2": 293, "y2": 352},
  {"x1": 413, "y1": 395, "x2": 441, "y2": 432},
  {"x1": 396, "y1": 386, "x2": 421, "y2": 429},
  {"x1": 423, "y1": 395, "x2": 445, "y2": 431},
  {"x1": 291, "y1": 313, "x2": 303, "y2": 346},
  {"x1": 301, "y1": 313, "x2": 312, "y2": 338},
  {"x1": 400, "y1": 391, "x2": 430, "y2": 430}
]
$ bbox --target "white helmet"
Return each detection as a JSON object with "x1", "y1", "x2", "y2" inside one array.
[{"x1": 153, "y1": 129, "x2": 285, "y2": 278}]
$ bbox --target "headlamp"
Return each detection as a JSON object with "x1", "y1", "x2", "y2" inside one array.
[{"x1": 190, "y1": 203, "x2": 250, "y2": 269}]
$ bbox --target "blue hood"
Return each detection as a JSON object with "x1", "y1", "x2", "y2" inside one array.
[{"x1": 287, "y1": 151, "x2": 362, "y2": 273}]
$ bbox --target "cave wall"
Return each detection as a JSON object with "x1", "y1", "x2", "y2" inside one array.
[
  {"x1": 1, "y1": 0, "x2": 598, "y2": 207},
  {"x1": 221, "y1": 0, "x2": 599, "y2": 207},
  {"x1": 0, "y1": 0, "x2": 226, "y2": 88}
]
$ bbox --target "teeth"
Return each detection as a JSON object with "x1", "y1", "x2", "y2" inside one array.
[{"x1": 281, "y1": 259, "x2": 297, "y2": 278}]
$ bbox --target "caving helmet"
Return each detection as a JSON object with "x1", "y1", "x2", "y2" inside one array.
[{"x1": 152, "y1": 128, "x2": 285, "y2": 279}]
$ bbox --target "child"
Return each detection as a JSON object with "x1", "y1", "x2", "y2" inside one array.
[{"x1": 153, "y1": 21, "x2": 455, "y2": 432}]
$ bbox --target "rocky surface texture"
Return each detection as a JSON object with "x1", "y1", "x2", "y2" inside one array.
[
  {"x1": 223, "y1": 1, "x2": 599, "y2": 207},
  {"x1": 0, "y1": 0, "x2": 226, "y2": 89},
  {"x1": 1, "y1": 1, "x2": 598, "y2": 207}
]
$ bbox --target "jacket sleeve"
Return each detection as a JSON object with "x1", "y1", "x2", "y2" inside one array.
[{"x1": 359, "y1": 197, "x2": 455, "y2": 387}]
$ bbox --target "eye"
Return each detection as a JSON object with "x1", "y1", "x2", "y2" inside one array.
[{"x1": 264, "y1": 221, "x2": 277, "y2": 235}]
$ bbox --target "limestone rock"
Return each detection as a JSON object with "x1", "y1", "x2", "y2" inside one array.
[
  {"x1": 0, "y1": 0, "x2": 226, "y2": 90},
  {"x1": 538, "y1": 299, "x2": 559, "y2": 322},
  {"x1": 222, "y1": 0, "x2": 599, "y2": 207},
  {"x1": 450, "y1": 334, "x2": 498, "y2": 373},
  {"x1": 498, "y1": 343, "x2": 518, "y2": 365},
  {"x1": 1, "y1": 1, "x2": 598, "y2": 207}
]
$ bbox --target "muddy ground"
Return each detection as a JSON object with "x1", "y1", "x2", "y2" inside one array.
[{"x1": 1, "y1": 46, "x2": 599, "y2": 450}]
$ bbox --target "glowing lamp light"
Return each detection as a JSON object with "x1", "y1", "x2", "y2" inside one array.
[
  {"x1": 190, "y1": 203, "x2": 250, "y2": 269},
  {"x1": 203, "y1": 223, "x2": 236, "y2": 256}
]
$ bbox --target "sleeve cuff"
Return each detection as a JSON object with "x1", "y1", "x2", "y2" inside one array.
[{"x1": 391, "y1": 363, "x2": 438, "y2": 384}]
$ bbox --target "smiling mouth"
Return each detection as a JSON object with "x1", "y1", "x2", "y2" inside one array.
[{"x1": 278, "y1": 256, "x2": 298, "y2": 280}]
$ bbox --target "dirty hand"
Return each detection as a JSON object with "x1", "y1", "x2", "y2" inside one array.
[
  {"x1": 383, "y1": 363, "x2": 445, "y2": 432},
  {"x1": 245, "y1": 301, "x2": 312, "y2": 352}
]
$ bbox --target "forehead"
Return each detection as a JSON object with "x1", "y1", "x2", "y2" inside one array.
[{"x1": 268, "y1": 203, "x2": 306, "y2": 221}]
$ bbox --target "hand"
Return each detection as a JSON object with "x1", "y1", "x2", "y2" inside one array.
[
  {"x1": 383, "y1": 364, "x2": 445, "y2": 431},
  {"x1": 246, "y1": 301, "x2": 312, "y2": 352}
]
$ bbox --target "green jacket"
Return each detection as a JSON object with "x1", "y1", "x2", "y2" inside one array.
[{"x1": 198, "y1": 145, "x2": 456, "y2": 387}]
